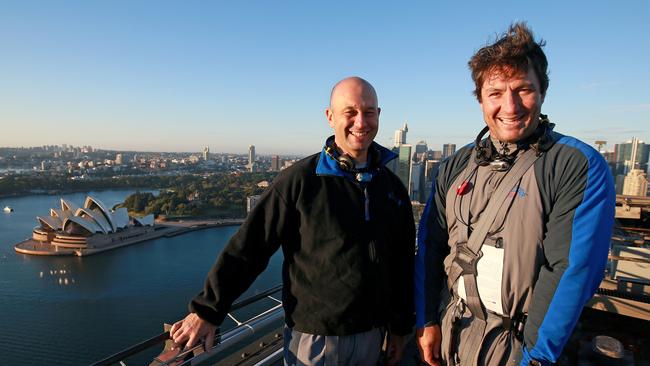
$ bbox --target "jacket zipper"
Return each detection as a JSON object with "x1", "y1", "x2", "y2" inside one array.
[{"x1": 364, "y1": 186, "x2": 370, "y2": 221}]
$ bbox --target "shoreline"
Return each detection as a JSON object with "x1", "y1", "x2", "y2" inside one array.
[
  {"x1": 0, "y1": 187, "x2": 159, "y2": 200},
  {"x1": 14, "y1": 218, "x2": 244, "y2": 257}
]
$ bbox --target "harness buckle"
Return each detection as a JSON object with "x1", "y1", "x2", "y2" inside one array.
[
  {"x1": 451, "y1": 297, "x2": 466, "y2": 324},
  {"x1": 498, "y1": 312, "x2": 527, "y2": 342},
  {"x1": 454, "y1": 242, "x2": 482, "y2": 275}
]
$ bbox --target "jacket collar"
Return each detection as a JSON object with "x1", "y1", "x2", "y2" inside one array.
[{"x1": 315, "y1": 136, "x2": 397, "y2": 180}]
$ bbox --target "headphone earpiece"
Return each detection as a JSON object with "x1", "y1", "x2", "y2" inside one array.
[
  {"x1": 473, "y1": 126, "x2": 513, "y2": 171},
  {"x1": 474, "y1": 126, "x2": 494, "y2": 167},
  {"x1": 325, "y1": 145, "x2": 354, "y2": 171},
  {"x1": 337, "y1": 154, "x2": 354, "y2": 171},
  {"x1": 324, "y1": 138, "x2": 378, "y2": 183}
]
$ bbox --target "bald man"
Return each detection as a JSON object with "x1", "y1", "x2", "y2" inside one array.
[{"x1": 171, "y1": 77, "x2": 415, "y2": 365}]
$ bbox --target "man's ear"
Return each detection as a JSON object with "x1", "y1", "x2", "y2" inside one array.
[
  {"x1": 325, "y1": 108, "x2": 335, "y2": 128},
  {"x1": 377, "y1": 107, "x2": 381, "y2": 117}
]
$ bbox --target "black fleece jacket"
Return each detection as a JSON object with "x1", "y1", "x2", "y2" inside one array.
[{"x1": 190, "y1": 147, "x2": 415, "y2": 336}]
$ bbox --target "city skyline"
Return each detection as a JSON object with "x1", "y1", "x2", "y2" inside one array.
[{"x1": 1, "y1": 1, "x2": 649, "y2": 154}]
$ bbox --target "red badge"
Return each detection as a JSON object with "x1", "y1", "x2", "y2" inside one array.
[{"x1": 456, "y1": 181, "x2": 472, "y2": 196}]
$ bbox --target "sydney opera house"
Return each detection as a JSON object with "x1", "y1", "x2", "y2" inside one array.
[{"x1": 15, "y1": 196, "x2": 160, "y2": 256}]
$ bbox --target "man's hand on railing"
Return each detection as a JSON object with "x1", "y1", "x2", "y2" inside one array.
[{"x1": 169, "y1": 313, "x2": 217, "y2": 352}]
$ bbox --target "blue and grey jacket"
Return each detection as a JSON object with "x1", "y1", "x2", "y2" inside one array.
[{"x1": 415, "y1": 130, "x2": 615, "y2": 365}]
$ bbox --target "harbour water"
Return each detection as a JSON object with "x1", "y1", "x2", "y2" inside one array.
[{"x1": 0, "y1": 190, "x2": 282, "y2": 365}]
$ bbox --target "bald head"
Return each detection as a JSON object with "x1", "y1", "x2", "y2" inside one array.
[
  {"x1": 329, "y1": 77, "x2": 378, "y2": 109},
  {"x1": 325, "y1": 76, "x2": 380, "y2": 164}
]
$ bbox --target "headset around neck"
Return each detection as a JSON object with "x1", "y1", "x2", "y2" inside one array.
[
  {"x1": 474, "y1": 114, "x2": 552, "y2": 172},
  {"x1": 324, "y1": 137, "x2": 381, "y2": 183}
]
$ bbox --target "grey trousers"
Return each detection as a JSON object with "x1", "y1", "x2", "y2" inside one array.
[{"x1": 283, "y1": 326, "x2": 384, "y2": 366}]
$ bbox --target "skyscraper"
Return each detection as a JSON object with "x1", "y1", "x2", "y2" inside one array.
[
  {"x1": 442, "y1": 143, "x2": 456, "y2": 158},
  {"x1": 271, "y1": 155, "x2": 281, "y2": 172},
  {"x1": 410, "y1": 160, "x2": 425, "y2": 203},
  {"x1": 415, "y1": 140, "x2": 428, "y2": 156},
  {"x1": 203, "y1": 146, "x2": 210, "y2": 161},
  {"x1": 394, "y1": 122, "x2": 408, "y2": 147},
  {"x1": 396, "y1": 144, "x2": 412, "y2": 189},
  {"x1": 621, "y1": 137, "x2": 649, "y2": 196},
  {"x1": 248, "y1": 145, "x2": 256, "y2": 172},
  {"x1": 614, "y1": 138, "x2": 649, "y2": 175}
]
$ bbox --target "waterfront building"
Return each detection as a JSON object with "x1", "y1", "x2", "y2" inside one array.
[
  {"x1": 247, "y1": 195, "x2": 261, "y2": 214},
  {"x1": 17, "y1": 196, "x2": 155, "y2": 255}
]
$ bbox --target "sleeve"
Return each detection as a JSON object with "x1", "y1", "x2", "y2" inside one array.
[
  {"x1": 414, "y1": 160, "x2": 453, "y2": 327},
  {"x1": 388, "y1": 184, "x2": 416, "y2": 335},
  {"x1": 521, "y1": 144, "x2": 615, "y2": 365},
  {"x1": 189, "y1": 182, "x2": 294, "y2": 326}
]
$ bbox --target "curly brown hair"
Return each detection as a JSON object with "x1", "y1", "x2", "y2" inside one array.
[{"x1": 469, "y1": 22, "x2": 549, "y2": 101}]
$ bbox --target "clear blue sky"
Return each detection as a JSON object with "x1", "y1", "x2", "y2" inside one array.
[{"x1": 1, "y1": 1, "x2": 648, "y2": 155}]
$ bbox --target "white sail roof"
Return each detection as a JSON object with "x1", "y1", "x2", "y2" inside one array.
[
  {"x1": 37, "y1": 216, "x2": 63, "y2": 231},
  {"x1": 74, "y1": 208, "x2": 111, "y2": 234},
  {"x1": 132, "y1": 214, "x2": 154, "y2": 226},
  {"x1": 84, "y1": 196, "x2": 117, "y2": 231},
  {"x1": 111, "y1": 207, "x2": 130, "y2": 229},
  {"x1": 63, "y1": 216, "x2": 103, "y2": 235}
]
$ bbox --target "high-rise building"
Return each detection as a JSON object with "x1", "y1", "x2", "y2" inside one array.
[
  {"x1": 429, "y1": 150, "x2": 443, "y2": 160},
  {"x1": 614, "y1": 138, "x2": 649, "y2": 175},
  {"x1": 613, "y1": 138, "x2": 649, "y2": 194},
  {"x1": 248, "y1": 145, "x2": 256, "y2": 165},
  {"x1": 394, "y1": 122, "x2": 408, "y2": 147},
  {"x1": 203, "y1": 146, "x2": 210, "y2": 161},
  {"x1": 620, "y1": 137, "x2": 649, "y2": 196},
  {"x1": 415, "y1": 140, "x2": 428, "y2": 156},
  {"x1": 248, "y1": 145, "x2": 256, "y2": 172},
  {"x1": 410, "y1": 161, "x2": 425, "y2": 203},
  {"x1": 396, "y1": 144, "x2": 412, "y2": 189},
  {"x1": 423, "y1": 159, "x2": 441, "y2": 203},
  {"x1": 443, "y1": 143, "x2": 456, "y2": 158},
  {"x1": 271, "y1": 155, "x2": 281, "y2": 172},
  {"x1": 115, "y1": 153, "x2": 123, "y2": 165}
]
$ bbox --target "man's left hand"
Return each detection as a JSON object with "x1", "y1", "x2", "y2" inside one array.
[{"x1": 386, "y1": 333, "x2": 407, "y2": 366}]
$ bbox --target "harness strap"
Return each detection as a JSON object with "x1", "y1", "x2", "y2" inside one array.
[
  {"x1": 446, "y1": 147, "x2": 541, "y2": 364},
  {"x1": 449, "y1": 298, "x2": 528, "y2": 365}
]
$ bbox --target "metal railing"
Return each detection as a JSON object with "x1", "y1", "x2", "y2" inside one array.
[{"x1": 92, "y1": 285, "x2": 283, "y2": 366}]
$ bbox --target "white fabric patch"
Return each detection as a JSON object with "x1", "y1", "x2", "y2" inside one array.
[{"x1": 458, "y1": 245, "x2": 505, "y2": 315}]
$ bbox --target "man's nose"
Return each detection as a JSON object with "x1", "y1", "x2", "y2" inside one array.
[
  {"x1": 354, "y1": 113, "x2": 367, "y2": 127},
  {"x1": 502, "y1": 90, "x2": 521, "y2": 114}
]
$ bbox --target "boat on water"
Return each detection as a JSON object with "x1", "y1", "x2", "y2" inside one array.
[{"x1": 3, "y1": 206, "x2": 14, "y2": 212}]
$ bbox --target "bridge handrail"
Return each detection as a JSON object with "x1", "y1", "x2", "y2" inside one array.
[{"x1": 91, "y1": 284, "x2": 282, "y2": 366}]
